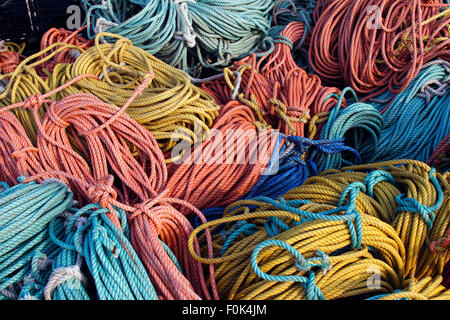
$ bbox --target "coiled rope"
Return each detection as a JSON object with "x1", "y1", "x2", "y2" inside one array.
[
  {"x1": 0, "y1": 40, "x2": 24, "y2": 75},
  {"x1": 309, "y1": 0, "x2": 450, "y2": 99},
  {"x1": 83, "y1": 0, "x2": 274, "y2": 74},
  {"x1": 363, "y1": 60, "x2": 450, "y2": 164},
  {"x1": 187, "y1": 160, "x2": 449, "y2": 300},
  {"x1": 0, "y1": 178, "x2": 73, "y2": 300},
  {"x1": 0, "y1": 73, "x2": 218, "y2": 300},
  {"x1": 45, "y1": 204, "x2": 159, "y2": 300},
  {"x1": 45, "y1": 32, "x2": 220, "y2": 162},
  {"x1": 202, "y1": 22, "x2": 347, "y2": 140}
]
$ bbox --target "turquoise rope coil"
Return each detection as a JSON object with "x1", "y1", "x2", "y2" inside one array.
[
  {"x1": 364, "y1": 60, "x2": 450, "y2": 164},
  {"x1": 0, "y1": 178, "x2": 73, "y2": 300},
  {"x1": 269, "y1": 0, "x2": 317, "y2": 71},
  {"x1": 46, "y1": 204, "x2": 159, "y2": 300},
  {"x1": 312, "y1": 87, "x2": 383, "y2": 172},
  {"x1": 83, "y1": 0, "x2": 274, "y2": 74}
]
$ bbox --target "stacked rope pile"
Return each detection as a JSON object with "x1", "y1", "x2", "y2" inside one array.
[
  {"x1": 362, "y1": 60, "x2": 450, "y2": 165},
  {"x1": 188, "y1": 160, "x2": 450, "y2": 300},
  {"x1": 202, "y1": 22, "x2": 345, "y2": 139},
  {"x1": 82, "y1": 0, "x2": 274, "y2": 74},
  {"x1": 0, "y1": 0, "x2": 449, "y2": 302},
  {"x1": 0, "y1": 72, "x2": 220, "y2": 300},
  {"x1": 309, "y1": 0, "x2": 450, "y2": 99},
  {"x1": 0, "y1": 40, "x2": 24, "y2": 75},
  {"x1": 0, "y1": 33, "x2": 220, "y2": 163},
  {"x1": 201, "y1": 22, "x2": 381, "y2": 172}
]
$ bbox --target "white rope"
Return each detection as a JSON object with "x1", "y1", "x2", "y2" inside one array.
[
  {"x1": 174, "y1": 0, "x2": 197, "y2": 48},
  {"x1": 44, "y1": 265, "x2": 86, "y2": 300}
]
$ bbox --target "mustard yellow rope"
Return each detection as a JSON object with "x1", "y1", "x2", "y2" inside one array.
[
  {"x1": 45, "y1": 33, "x2": 219, "y2": 163},
  {"x1": 188, "y1": 159, "x2": 449, "y2": 300}
]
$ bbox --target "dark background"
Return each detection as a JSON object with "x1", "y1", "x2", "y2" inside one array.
[{"x1": 0, "y1": 0, "x2": 84, "y2": 54}]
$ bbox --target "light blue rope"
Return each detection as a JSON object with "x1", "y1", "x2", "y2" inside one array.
[
  {"x1": 48, "y1": 204, "x2": 159, "y2": 300},
  {"x1": 83, "y1": 0, "x2": 274, "y2": 74},
  {"x1": 251, "y1": 239, "x2": 329, "y2": 300},
  {"x1": 313, "y1": 87, "x2": 383, "y2": 172},
  {"x1": 394, "y1": 168, "x2": 444, "y2": 230}
]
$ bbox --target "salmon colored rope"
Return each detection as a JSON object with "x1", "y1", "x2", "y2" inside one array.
[
  {"x1": 0, "y1": 46, "x2": 21, "y2": 75},
  {"x1": 166, "y1": 100, "x2": 278, "y2": 211},
  {"x1": 0, "y1": 74, "x2": 219, "y2": 301},
  {"x1": 201, "y1": 22, "x2": 345, "y2": 139},
  {"x1": 309, "y1": 0, "x2": 450, "y2": 99}
]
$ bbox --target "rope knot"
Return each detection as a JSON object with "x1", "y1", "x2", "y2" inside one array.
[
  {"x1": 11, "y1": 146, "x2": 38, "y2": 160},
  {"x1": 294, "y1": 250, "x2": 331, "y2": 275},
  {"x1": 87, "y1": 175, "x2": 117, "y2": 208},
  {"x1": 129, "y1": 189, "x2": 170, "y2": 234},
  {"x1": 22, "y1": 94, "x2": 45, "y2": 112},
  {"x1": 251, "y1": 240, "x2": 326, "y2": 300}
]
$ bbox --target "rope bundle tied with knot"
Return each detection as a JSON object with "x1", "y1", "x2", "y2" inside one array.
[{"x1": 187, "y1": 159, "x2": 449, "y2": 300}]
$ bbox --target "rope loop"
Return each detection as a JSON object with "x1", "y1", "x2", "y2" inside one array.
[
  {"x1": 363, "y1": 170, "x2": 396, "y2": 198},
  {"x1": 251, "y1": 239, "x2": 327, "y2": 300}
]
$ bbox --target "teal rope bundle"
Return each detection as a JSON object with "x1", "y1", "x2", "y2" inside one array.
[
  {"x1": 363, "y1": 60, "x2": 450, "y2": 164},
  {"x1": 83, "y1": 0, "x2": 274, "y2": 74},
  {"x1": 45, "y1": 204, "x2": 159, "y2": 300},
  {"x1": 251, "y1": 239, "x2": 329, "y2": 300},
  {"x1": 312, "y1": 88, "x2": 383, "y2": 172},
  {"x1": 0, "y1": 178, "x2": 73, "y2": 300}
]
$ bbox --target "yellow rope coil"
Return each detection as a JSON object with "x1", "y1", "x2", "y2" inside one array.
[{"x1": 188, "y1": 160, "x2": 449, "y2": 300}]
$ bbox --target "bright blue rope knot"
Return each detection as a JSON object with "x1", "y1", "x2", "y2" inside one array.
[
  {"x1": 264, "y1": 216, "x2": 291, "y2": 237},
  {"x1": 251, "y1": 239, "x2": 328, "y2": 300},
  {"x1": 363, "y1": 170, "x2": 395, "y2": 197},
  {"x1": 394, "y1": 169, "x2": 443, "y2": 229},
  {"x1": 251, "y1": 195, "x2": 363, "y2": 249}
]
